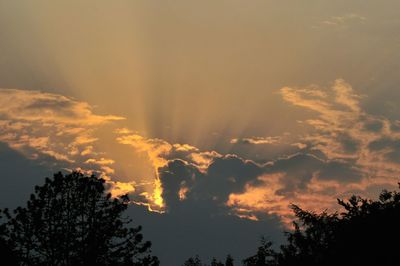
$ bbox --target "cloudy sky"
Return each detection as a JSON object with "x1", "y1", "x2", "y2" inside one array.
[{"x1": 1, "y1": 0, "x2": 400, "y2": 264}]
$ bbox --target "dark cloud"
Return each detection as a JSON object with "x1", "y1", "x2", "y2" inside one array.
[
  {"x1": 268, "y1": 153, "x2": 324, "y2": 195},
  {"x1": 159, "y1": 159, "x2": 201, "y2": 211},
  {"x1": 368, "y1": 137, "x2": 397, "y2": 151},
  {"x1": 363, "y1": 119, "x2": 384, "y2": 132},
  {"x1": 369, "y1": 137, "x2": 400, "y2": 163},
  {"x1": 156, "y1": 149, "x2": 365, "y2": 230},
  {"x1": 336, "y1": 133, "x2": 361, "y2": 153},
  {"x1": 136, "y1": 156, "x2": 287, "y2": 265},
  {"x1": 159, "y1": 155, "x2": 264, "y2": 211},
  {"x1": 200, "y1": 155, "x2": 263, "y2": 201},
  {"x1": 318, "y1": 160, "x2": 363, "y2": 182}
]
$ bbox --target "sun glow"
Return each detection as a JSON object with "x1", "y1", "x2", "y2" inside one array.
[{"x1": 153, "y1": 178, "x2": 165, "y2": 209}]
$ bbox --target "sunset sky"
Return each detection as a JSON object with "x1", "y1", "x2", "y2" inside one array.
[{"x1": 1, "y1": 1, "x2": 400, "y2": 264}]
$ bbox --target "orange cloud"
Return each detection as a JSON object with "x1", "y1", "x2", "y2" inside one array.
[
  {"x1": 115, "y1": 131, "x2": 223, "y2": 211},
  {"x1": 3, "y1": 84, "x2": 400, "y2": 228},
  {"x1": 0, "y1": 88, "x2": 133, "y2": 199},
  {"x1": 0, "y1": 88, "x2": 124, "y2": 163},
  {"x1": 230, "y1": 136, "x2": 282, "y2": 145},
  {"x1": 225, "y1": 79, "x2": 400, "y2": 226}
]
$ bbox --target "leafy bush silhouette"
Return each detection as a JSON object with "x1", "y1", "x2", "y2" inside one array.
[
  {"x1": 1, "y1": 171, "x2": 159, "y2": 266},
  {"x1": 244, "y1": 184, "x2": 400, "y2": 266}
]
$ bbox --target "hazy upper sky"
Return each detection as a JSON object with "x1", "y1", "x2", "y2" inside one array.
[{"x1": 1, "y1": 1, "x2": 400, "y2": 264}]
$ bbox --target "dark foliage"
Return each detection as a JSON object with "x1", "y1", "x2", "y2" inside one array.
[
  {"x1": 242, "y1": 237, "x2": 276, "y2": 266},
  {"x1": 182, "y1": 255, "x2": 234, "y2": 266},
  {"x1": 1, "y1": 171, "x2": 159, "y2": 266},
  {"x1": 210, "y1": 257, "x2": 224, "y2": 266},
  {"x1": 225, "y1": 255, "x2": 234, "y2": 266},
  {"x1": 0, "y1": 209, "x2": 18, "y2": 265},
  {"x1": 183, "y1": 255, "x2": 203, "y2": 266},
  {"x1": 244, "y1": 184, "x2": 400, "y2": 266}
]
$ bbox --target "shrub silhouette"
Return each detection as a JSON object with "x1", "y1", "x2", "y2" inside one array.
[
  {"x1": 1, "y1": 171, "x2": 159, "y2": 266},
  {"x1": 244, "y1": 185, "x2": 400, "y2": 266}
]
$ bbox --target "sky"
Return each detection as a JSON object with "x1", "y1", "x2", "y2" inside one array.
[{"x1": 1, "y1": 0, "x2": 400, "y2": 264}]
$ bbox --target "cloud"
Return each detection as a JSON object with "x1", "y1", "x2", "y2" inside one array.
[
  {"x1": 0, "y1": 88, "x2": 124, "y2": 163},
  {"x1": 230, "y1": 136, "x2": 282, "y2": 145},
  {"x1": 223, "y1": 153, "x2": 363, "y2": 225},
  {"x1": 85, "y1": 158, "x2": 115, "y2": 165},
  {"x1": 0, "y1": 89, "x2": 124, "y2": 125},
  {"x1": 0, "y1": 89, "x2": 175, "y2": 216},
  {"x1": 222, "y1": 79, "x2": 400, "y2": 226},
  {"x1": 279, "y1": 79, "x2": 400, "y2": 174},
  {"x1": 2, "y1": 83, "x2": 400, "y2": 230},
  {"x1": 318, "y1": 13, "x2": 366, "y2": 29},
  {"x1": 150, "y1": 143, "x2": 364, "y2": 227},
  {"x1": 0, "y1": 88, "x2": 230, "y2": 216},
  {"x1": 2, "y1": 83, "x2": 400, "y2": 265},
  {"x1": 0, "y1": 88, "x2": 135, "y2": 202},
  {"x1": 115, "y1": 131, "x2": 222, "y2": 211}
]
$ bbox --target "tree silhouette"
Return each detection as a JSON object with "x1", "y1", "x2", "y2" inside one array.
[
  {"x1": 183, "y1": 255, "x2": 235, "y2": 266},
  {"x1": 242, "y1": 237, "x2": 276, "y2": 266},
  {"x1": 210, "y1": 257, "x2": 224, "y2": 266},
  {"x1": 225, "y1": 255, "x2": 234, "y2": 266},
  {"x1": 1, "y1": 171, "x2": 159, "y2": 266},
  {"x1": 0, "y1": 209, "x2": 18, "y2": 266},
  {"x1": 183, "y1": 255, "x2": 203, "y2": 266},
  {"x1": 245, "y1": 184, "x2": 400, "y2": 266}
]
